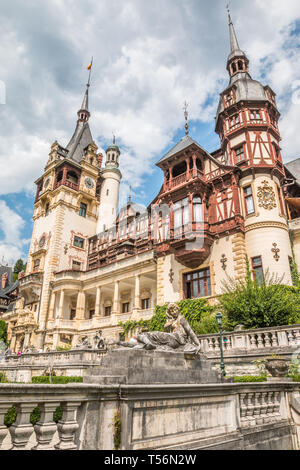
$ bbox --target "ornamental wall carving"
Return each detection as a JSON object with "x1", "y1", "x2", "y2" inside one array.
[
  {"x1": 257, "y1": 180, "x2": 277, "y2": 211},
  {"x1": 245, "y1": 221, "x2": 289, "y2": 233}
]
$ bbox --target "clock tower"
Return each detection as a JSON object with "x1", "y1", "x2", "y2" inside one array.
[{"x1": 21, "y1": 79, "x2": 102, "y2": 346}]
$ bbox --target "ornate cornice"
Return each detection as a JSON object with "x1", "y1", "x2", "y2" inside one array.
[{"x1": 245, "y1": 221, "x2": 289, "y2": 233}]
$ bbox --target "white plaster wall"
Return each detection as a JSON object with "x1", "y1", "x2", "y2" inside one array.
[
  {"x1": 245, "y1": 227, "x2": 293, "y2": 285},
  {"x1": 97, "y1": 170, "x2": 121, "y2": 233}
]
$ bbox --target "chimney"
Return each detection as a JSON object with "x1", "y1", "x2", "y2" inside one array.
[{"x1": 2, "y1": 273, "x2": 8, "y2": 289}]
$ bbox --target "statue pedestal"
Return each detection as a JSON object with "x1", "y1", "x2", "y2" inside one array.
[{"x1": 84, "y1": 348, "x2": 222, "y2": 385}]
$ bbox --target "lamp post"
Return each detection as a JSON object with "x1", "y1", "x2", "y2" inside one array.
[{"x1": 216, "y1": 313, "x2": 226, "y2": 377}]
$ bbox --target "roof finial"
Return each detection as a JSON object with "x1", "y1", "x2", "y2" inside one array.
[
  {"x1": 183, "y1": 101, "x2": 189, "y2": 136},
  {"x1": 227, "y1": 6, "x2": 241, "y2": 53},
  {"x1": 87, "y1": 57, "x2": 93, "y2": 87},
  {"x1": 128, "y1": 185, "x2": 132, "y2": 203},
  {"x1": 112, "y1": 133, "x2": 116, "y2": 145}
]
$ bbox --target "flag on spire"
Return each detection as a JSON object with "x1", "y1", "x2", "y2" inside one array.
[{"x1": 87, "y1": 60, "x2": 93, "y2": 71}]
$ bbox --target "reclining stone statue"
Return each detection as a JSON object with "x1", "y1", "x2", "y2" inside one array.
[
  {"x1": 118, "y1": 303, "x2": 201, "y2": 355},
  {"x1": 75, "y1": 335, "x2": 93, "y2": 350}
]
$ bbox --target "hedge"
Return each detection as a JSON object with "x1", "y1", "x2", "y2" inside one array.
[
  {"x1": 233, "y1": 376, "x2": 267, "y2": 383},
  {"x1": 32, "y1": 376, "x2": 83, "y2": 384}
]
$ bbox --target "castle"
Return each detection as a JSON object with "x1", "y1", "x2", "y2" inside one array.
[{"x1": 4, "y1": 14, "x2": 300, "y2": 352}]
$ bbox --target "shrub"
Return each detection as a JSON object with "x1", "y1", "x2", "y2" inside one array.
[
  {"x1": 4, "y1": 405, "x2": 62, "y2": 427},
  {"x1": 0, "y1": 372, "x2": 7, "y2": 383},
  {"x1": 32, "y1": 376, "x2": 83, "y2": 384},
  {"x1": 219, "y1": 260, "x2": 300, "y2": 330},
  {"x1": 292, "y1": 374, "x2": 300, "y2": 383},
  {"x1": 233, "y1": 376, "x2": 267, "y2": 383}
]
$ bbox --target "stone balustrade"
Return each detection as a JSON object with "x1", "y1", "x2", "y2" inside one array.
[
  {"x1": 0, "y1": 382, "x2": 299, "y2": 450},
  {"x1": 199, "y1": 324, "x2": 300, "y2": 355},
  {"x1": 239, "y1": 391, "x2": 282, "y2": 428}
]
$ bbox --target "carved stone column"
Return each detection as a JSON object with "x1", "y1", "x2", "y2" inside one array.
[
  {"x1": 48, "y1": 292, "x2": 56, "y2": 321},
  {"x1": 112, "y1": 281, "x2": 120, "y2": 314},
  {"x1": 0, "y1": 404, "x2": 9, "y2": 448},
  {"x1": 57, "y1": 290, "x2": 65, "y2": 321},
  {"x1": 95, "y1": 287, "x2": 101, "y2": 318},
  {"x1": 134, "y1": 275, "x2": 140, "y2": 309},
  {"x1": 75, "y1": 292, "x2": 86, "y2": 320},
  {"x1": 55, "y1": 402, "x2": 81, "y2": 450},
  {"x1": 9, "y1": 403, "x2": 37, "y2": 450},
  {"x1": 33, "y1": 402, "x2": 60, "y2": 450}
]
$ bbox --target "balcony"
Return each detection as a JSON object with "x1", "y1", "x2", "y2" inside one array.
[
  {"x1": 54, "y1": 180, "x2": 79, "y2": 192},
  {"x1": 164, "y1": 169, "x2": 203, "y2": 192}
]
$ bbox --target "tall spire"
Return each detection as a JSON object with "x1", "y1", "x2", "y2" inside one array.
[
  {"x1": 228, "y1": 10, "x2": 240, "y2": 53},
  {"x1": 226, "y1": 8, "x2": 249, "y2": 79}
]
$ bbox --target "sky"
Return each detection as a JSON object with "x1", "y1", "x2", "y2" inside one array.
[{"x1": 0, "y1": 0, "x2": 300, "y2": 265}]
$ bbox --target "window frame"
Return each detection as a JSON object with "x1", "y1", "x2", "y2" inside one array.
[
  {"x1": 235, "y1": 145, "x2": 246, "y2": 163},
  {"x1": 79, "y1": 202, "x2": 87, "y2": 218},
  {"x1": 73, "y1": 236, "x2": 85, "y2": 249},
  {"x1": 184, "y1": 268, "x2": 212, "y2": 299},
  {"x1": 141, "y1": 298, "x2": 150, "y2": 310},
  {"x1": 243, "y1": 185, "x2": 255, "y2": 216},
  {"x1": 251, "y1": 256, "x2": 264, "y2": 283}
]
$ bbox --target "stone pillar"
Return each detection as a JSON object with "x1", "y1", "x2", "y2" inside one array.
[
  {"x1": 57, "y1": 290, "x2": 65, "y2": 321},
  {"x1": 134, "y1": 275, "x2": 140, "y2": 310},
  {"x1": 112, "y1": 281, "x2": 120, "y2": 314},
  {"x1": 95, "y1": 287, "x2": 101, "y2": 318},
  {"x1": 23, "y1": 332, "x2": 31, "y2": 350},
  {"x1": 75, "y1": 291, "x2": 86, "y2": 320},
  {"x1": 48, "y1": 292, "x2": 56, "y2": 320},
  {"x1": 10, "y1": 335, "x2": 17, "y2": 353},
  {"x1": 131, "y1": 275, "x2": 141, "y2": 321}
]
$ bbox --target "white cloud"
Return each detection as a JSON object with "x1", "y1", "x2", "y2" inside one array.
[
  {"x1": 0, "y1": 0, "x2": 299, "y2": 199},
  {"x1": 0, "y1": 200, "x2": 28, "y2": 264}
]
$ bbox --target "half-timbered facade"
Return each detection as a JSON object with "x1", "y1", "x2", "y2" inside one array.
[{"x1": 4, "y1": 14, "x2": 300, "y2": 351}]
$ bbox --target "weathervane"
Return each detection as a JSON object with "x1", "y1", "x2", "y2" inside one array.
[{"x1": 183, "y1": 101, "x2": 189, "y2": 136}]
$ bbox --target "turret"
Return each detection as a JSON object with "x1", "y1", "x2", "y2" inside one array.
[{"x1": 97, "y1": 137, "x2": 122, "y2": 233}]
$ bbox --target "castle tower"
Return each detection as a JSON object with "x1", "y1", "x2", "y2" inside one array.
[
  {"x1": 97, "y1": 137, "x2": 122, "y2": 233},
  {"x1": 16, "y1": 77, "x2": 101, "y2": 349},
  {"x1": 216, "y1": 13, "x2": 293, "y2": 284}
]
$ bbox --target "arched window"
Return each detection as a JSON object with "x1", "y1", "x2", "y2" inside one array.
[
  {"x1": 193, "y1": 196, "x2": 203, "y2": 222},
  {"x1": 238, "y1": 60, "x2": 243, "y2": 71},
  {"x1": 232, "y1": 62, "x2": 237, "y2": 73}
]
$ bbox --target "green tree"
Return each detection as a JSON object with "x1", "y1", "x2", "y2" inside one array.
[
  {"x1": 219, "y1": 261, "x2": 300, "y2": 330},
  {"x1": 13, "y1": 259, "x2": 25, "y2": 281},
  {"x1": 0, "y1": 320, "x2": 7, "y2": 344}
]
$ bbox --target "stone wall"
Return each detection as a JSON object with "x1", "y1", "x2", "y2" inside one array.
[{"x1": 0, "y1": 382, "x2": 299, "y2": 450}]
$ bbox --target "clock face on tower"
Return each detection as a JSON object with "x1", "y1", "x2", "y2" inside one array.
[{"x1": 85, "y1": 177, "x2": 94, "y2": 189}]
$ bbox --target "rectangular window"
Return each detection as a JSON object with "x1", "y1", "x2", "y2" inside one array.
[
  {"x1": 73, "y1": 236, "x2": 85, "y2": 249},
  {"x1": 141, "y1": 298, "x2": 150, "y2": 310},
  {"x1": 252, "y1": 256, "x2": 264, "y2": 283},
  {"x1": 79, "y1": 203, "x2": 87, "y2": 218},
  {"x1": 276, "y1": 184, "x2": 285, "y2": 215},
  {"x1": 243, "y1": 186, "x2": 255, "y2": 215},
  {"x1": 173, "y1": 198, "x2": 189, "y2": 229},
  {"x1": 235, "y1": 146, "x2": 245, "y2": 163},
  {"x1": 122, "y1": 302, "x2": 130, "y2": 313},
  {"x1": 33, "y1": 259, "x2": 40, "y2": 272},
  {"x1": 105, "y1": 306, "x2": 111, "y2": 317},
  {"x1": 184, "y1": 268, "x2": 211, "y2": 299},
  {"x1": 72, "y1": 260, "x2": 81, "y2": 271}
]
